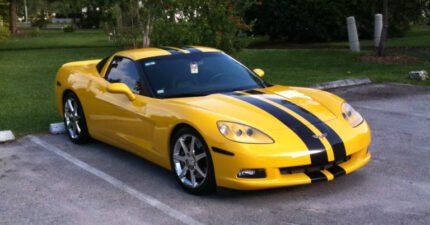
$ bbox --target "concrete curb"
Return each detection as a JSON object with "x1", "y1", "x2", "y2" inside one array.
[
  {"x1": 0, "y1": 130, "x2": 16, "y2": 143},
  {"x1": 310, "y1": 77, "x2": 372, "y2": 90}
]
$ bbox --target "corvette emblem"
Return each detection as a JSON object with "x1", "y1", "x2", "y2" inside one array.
[{"x1": 313, "y1": 133, "x2": 328, "y2": 139}]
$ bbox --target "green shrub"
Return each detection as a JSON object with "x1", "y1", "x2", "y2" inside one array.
[
  {"x1": 0, "y1": 26, "x2": 10, "y2": 41},
  {"x1": 32, "y1": 14, "x2": 48, "y2": 29},
  {"x1": 63, "y1": 25, "x2": 75, "y2": 33}
]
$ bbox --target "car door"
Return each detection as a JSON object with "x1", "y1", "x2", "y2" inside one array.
[{"x1": 90, "y1": 56, "x2": 154, "y2": 155}]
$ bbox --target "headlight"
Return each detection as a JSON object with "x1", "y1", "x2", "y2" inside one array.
[
  {"x1": 217, "y1": 121, "x2": 274, "y2": 144},
  {"x1": 341, "y1": 102, "x2": 364, "y2": 127}
]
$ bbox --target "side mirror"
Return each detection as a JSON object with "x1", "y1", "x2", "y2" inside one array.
[
  {"x1": 106, "y1": 83, "x2": 136, "y2": 101},
  {"x1": 253, "y1": 68, "x2": 265, "y2": 77}
]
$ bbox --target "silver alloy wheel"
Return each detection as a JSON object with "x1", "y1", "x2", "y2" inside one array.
[
  {"x1": 64, "y1": 97, "x2": 81, "y2": 139},
  {"x1": 173, "y1": 134, "x2": 208, "y2": 188}
]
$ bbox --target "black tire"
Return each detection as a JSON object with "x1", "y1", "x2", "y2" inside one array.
[
  {"x1": 170, "y1": 127, "x2": 216, "y2": 195},
  {"x1": 63, "y1": 92, "x2": 91, "y2": 144}
]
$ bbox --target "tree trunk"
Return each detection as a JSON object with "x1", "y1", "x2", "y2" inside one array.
[
  {"x1": 142, "y1": 13, "x2": 152, "y2": 47},
  {"x1": 426, "y1": 3, "x2": 430, "y2": 25},
  {"x1": 378, "y1": 0, "x2": 389, "y2": 57},
  {"x1": 24, "y1": 0, "x2": 29, "y2": 23},
  {"x1": 9, "y1": 0, "x2": 18, "y2": 35}
]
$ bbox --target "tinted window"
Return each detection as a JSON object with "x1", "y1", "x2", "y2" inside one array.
[
  {"x1": 139, "y1": 52, "x2": 266, "y2": 98},
  {"x1": 106, "y1": 57, "x2": 142, "y2": 94}
]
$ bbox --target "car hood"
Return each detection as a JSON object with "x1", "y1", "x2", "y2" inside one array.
[{"x1": 169, "y1": 86, "x2": 338, "y2": 130}]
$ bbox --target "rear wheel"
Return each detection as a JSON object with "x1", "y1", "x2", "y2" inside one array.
[
  {"x1": 63, "y1": 92, "x2": 90, "y2": 144},
  {"x1": 171, "y1": 127, "x2": 216, "y2": 195}
]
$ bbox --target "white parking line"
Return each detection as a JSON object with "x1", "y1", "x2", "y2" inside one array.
[{"x1": 29, "y1": 136, "x2": 204, "y2": 225}]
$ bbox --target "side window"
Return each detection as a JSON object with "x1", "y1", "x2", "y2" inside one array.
[{"x1": 106, "y1": 57, "x2": 142, "y2": 94}]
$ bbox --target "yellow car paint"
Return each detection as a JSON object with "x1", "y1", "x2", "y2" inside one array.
[{"x1": 55, "y1": 46, "x2": 371, "y2": 190}]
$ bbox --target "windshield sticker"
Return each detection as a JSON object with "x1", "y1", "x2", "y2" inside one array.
[
  {"x1": 190, "y1": 63, "x2": 199, "y2": 74},
  {"x1": 156, "y1": 89, "x2": 165, "y2": 94},
  {"x1": 145, "y1": 61, "x2": 156, "y2": 67}
]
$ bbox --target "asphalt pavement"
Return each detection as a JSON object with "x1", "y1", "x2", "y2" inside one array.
[{"x1": 1, "y1": 83, "x2": 429, "y2": 225}]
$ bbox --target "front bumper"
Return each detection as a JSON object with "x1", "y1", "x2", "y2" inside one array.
[
  {"x1": 208, "y1": 118, "x2": 372, "y2": 190},
  {"x1": 212, "y1": 147, "x2": 370, "y2": 190}
]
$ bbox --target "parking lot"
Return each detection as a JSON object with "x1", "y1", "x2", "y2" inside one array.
[{"x1": 1, "y1": 83, "x2": 429, "y2": 225}]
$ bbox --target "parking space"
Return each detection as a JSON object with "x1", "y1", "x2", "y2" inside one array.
[{"x1": 1, "y1": 83, "x2": 429, "y2": 225}]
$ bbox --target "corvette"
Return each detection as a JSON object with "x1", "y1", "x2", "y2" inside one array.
[{"x1": 55, "y1": 46, "x2": 371, "y2": 194}]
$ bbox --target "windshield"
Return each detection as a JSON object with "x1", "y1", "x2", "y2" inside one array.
[{"x1": 138, "y1": 52, "x2": 266, "y2": 98}]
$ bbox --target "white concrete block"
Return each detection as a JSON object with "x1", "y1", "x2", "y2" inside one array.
[
  {"x1": 49, "y1": 122, "x2": 66, "y2": 134},
  {"x1": 347, "y1": 16, "x2": 360, "y2": 52},
  {"x1": 374, "y1": 14, "x2": 383, "y2": 47},
  {"x1": 0, "y1": 130, "x2": 15, "y2": 143},
  {"x1": 409, "y1": 70, "x2": 428, "y2": 81}
]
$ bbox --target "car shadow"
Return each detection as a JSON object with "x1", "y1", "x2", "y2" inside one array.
[{"x1": 56, "y1": 134, "x2": 369, "y2": 200}]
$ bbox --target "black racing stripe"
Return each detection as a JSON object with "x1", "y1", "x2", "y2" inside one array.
[
  {"x1": 158, "y1": 47, "x2": 183, "y2": 55},
  {"x1": 226, "y1": 93, "x2": 328, "y2": 166},
  {"x1": 314, "y1": 125, "x2": 347, "y2": 162},
  {"x1": 305, "y1": 171, "x2": 328, "y2": 183},
  {"x1": 182, "y1": 46, "x2": 202, "y2": 53},
  {"x1": 245, "y1": 89, "x2": 347, "y2": 162},
  {"x1": 245, "y1": 90, "x2": 320, "y2": 124},
  {"x1": 244, "y1": 89, "x2": 267, "y2": 96},
  {"x1": 327, "y1": 165, "x2": 346, "y2": 178}
]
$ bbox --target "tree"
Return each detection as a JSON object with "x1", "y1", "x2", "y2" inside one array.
[
  {"x1": 378, "y1": 0, "x2": 389, "y2": 57},
  {"x1": 0, "y1": 0, "x2": 8, "y2": 26},
  {"x1": 9, "y1": 0, "x2": 17, "y2": 35},
  {"x1": 138, "y1": 1, "x2": 163, "y2": 47},
  {"x1": 109, "y1": 0, "x2": 254, "y2": 52},
  {"x1": 245, "y1": 0, "x2": 426, "y2": 42},
  {"x1": 0, "y1": 0, "x2": 9, "y2": 40},
  {"x1": 109, "y1": 0, "x2": 162, "y2": 48},
  {"x1": 425, "y1": 0, "x2": 430, "y2": 24}
]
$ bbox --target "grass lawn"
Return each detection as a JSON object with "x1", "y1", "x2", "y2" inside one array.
[
  {"x1": 0, "y1": 30, "x2": 118, "y2": 135},
  {"x1": 0, "y1": 30, "x2": 114, "y2": 50},
  {"x1": 239, "y1": 49, "x2": 430, "y2": 86},
  {"x1": 0, "y1": 28, "x2": 429, "y2": 135},
  {"x1": 240, "y1": 25, "x2": 430, "y2": 86}
]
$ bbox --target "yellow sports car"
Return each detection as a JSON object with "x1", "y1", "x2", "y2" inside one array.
[{"x1": 55, "y1": 46, "x2": 371, "y2": 194}]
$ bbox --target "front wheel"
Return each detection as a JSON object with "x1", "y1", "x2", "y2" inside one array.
[
  {"x1": 171, "y1": 127, "x2": 216, "y2": 195},
  {"x1": 63, "y1": 92, "x2": 91, "y2": 144}
]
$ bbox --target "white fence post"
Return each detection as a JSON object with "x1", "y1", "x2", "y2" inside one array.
[
  {"x1": 374, "y1": 14, "x2": 383, "y2": 47},
  {"x1": 347, "y1": 16, "x2": 360, "y2": 52}
]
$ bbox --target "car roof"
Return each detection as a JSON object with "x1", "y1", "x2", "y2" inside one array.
[{"x1": 115, "y1": 46, "x2": 222, "y2": 61}]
